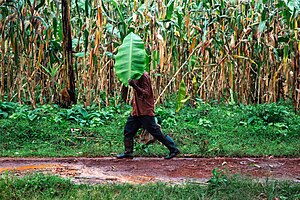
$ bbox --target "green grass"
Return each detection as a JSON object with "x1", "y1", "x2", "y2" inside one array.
[
  {"x1": 0, "y1": 173, "x2": 299, "y2": 200},
  {"x1": 0, "y1": 100, "x2": 299, "y2": 157}
]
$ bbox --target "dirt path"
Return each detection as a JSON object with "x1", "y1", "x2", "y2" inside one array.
[{"x1": 0, "y1": 157, "x2": 299, "y2": 184}]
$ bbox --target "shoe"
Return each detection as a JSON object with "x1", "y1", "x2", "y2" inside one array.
[
  {"x1": 160, "y1": 135, "x2": 180, "y2": 159},
  {"x1": 164, "y1": 149, "x2": 180, "y2": 159},
  {"x1": 116, "y1": 153, "x2": 134, "y2": 159}
]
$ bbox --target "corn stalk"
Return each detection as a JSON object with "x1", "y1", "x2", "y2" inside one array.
[{"x1": 0, "y1": 0, "x2": 299, "y2": 112}]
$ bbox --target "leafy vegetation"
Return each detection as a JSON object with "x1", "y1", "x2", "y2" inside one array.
[
  {"x1": 0, "y1": 173, "x2": 299, "y2": 200},
  {"x1": 0, "y1": 1, "x2": 299, "y2": 197},
  {"x1": 0, "y1": 0, "x2": 299, "y2": 111},
  {"x1": 1, "y1": 100, "x2": 299, "y2": 157}
]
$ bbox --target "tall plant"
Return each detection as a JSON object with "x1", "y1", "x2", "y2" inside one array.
[
  {"x1": 61, "y1": 0, "x2": 76, "y2": 107},
  {"x1": 0, "y1": 0, "x2": 299, "y2": 112}
]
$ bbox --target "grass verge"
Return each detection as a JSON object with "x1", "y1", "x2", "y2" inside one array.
[
  {"x1": 0, "y1": 173, "x2": 299, "y2": 200},
  {"x1": 0, "y1": 100, "x2": 299, "y2": 157}
]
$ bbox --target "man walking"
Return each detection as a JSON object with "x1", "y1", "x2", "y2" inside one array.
[{"x1": 116, "y1": 71, "x2": 180, "y2": 159}]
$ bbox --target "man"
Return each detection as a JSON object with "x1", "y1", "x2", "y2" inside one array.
[{"x1": 116, "y1": 71, "x2": 180, "y2": 159}]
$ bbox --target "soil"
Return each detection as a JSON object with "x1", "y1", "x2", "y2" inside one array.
[{"x1": 0, "y1": 157, "x2": 299, "y2": 185}]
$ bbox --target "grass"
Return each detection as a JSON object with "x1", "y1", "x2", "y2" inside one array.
[
  {"x1": 0, "y1": 173, "x2": 299, "y2": 200},
  {"x1": 0, "y1": 100, "x2": 299, "y2": 157},
  {"x1": 0, "y1": 101, "x2": 299, "y2": 199}
]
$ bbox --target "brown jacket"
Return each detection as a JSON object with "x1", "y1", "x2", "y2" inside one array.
[{"x1": 131, "y1": 72, "x2": 155, "y2": 116}]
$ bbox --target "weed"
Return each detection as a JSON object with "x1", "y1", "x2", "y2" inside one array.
[{"x1": 208, "y1": 168, "x2": 230, "y2": 191}]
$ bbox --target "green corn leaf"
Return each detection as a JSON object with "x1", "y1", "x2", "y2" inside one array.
[
  {"x1": 53, "y1": 15, "x2": 57, "y2": 38},
  {"x1": 114, "y1": 32, "x2": 146, "y2": 86},
  {"x1": 84, "y1": 29, "x2": 89, "y2": 53},
  {"x1": 283, "y1": 44, "x2": 288, "y2": 62},
  {"x1": 261, "y1": 7, "x2": 267, "y2": 21},
  {"x1": 286, "y1": 0, "x2": 300, "y2": 15},
  {"x1": 258, "y1": 21, "x2": 266, "y2": 34},
  {"x1": 175, "y1": 6, "x2": 184, "y2": 28},
  {"x1": 85, "y1": 0, "x2": 89, "y2": 17},
  {"x1": 176, "y1": 79, "x2": 187, "y2": 112},
  {"x1": 33, "y1": 16, "x2": 49, "y2": 29},
  {"x1": 108, "y1": 0, "x2": 124, "y2": 22},
  {"x1": 181, "y1": 96, "x2": 190, "y2": 103},
  {"x1": 189, "y1": 55, "x2": 197, "y2": 70},
  {"x1": 74, "y1": 52, "x2": 85, "y2": 58},
  {"x1": 202, "y1": 19, "x2": 208, "y2": 42},
  {"x1": 35, "y1": 0, "x2": 45, "y2": 10},
  {"x1": 145, "y1": 52, "x2": 151, "y2": 72},
  {"x1": 166, "y1": 0, "x2": 175, "y2": 20},
  {"x1": 58, "y1": 22, "x2": 63, "y2": 41},
  {"x1": 152, "y1": 50, "x2": 159, "y2": 70}
]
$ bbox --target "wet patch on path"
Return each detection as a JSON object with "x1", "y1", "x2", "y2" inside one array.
[{"x1": 0, "y1": 157, "x2": 299, "y2": 184}]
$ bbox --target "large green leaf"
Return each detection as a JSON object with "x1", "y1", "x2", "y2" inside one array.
[{"x1": 114, "y1": 32, "x2": 146, "y2": 86}]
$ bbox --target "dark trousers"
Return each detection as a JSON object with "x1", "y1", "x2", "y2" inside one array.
[
  {"x1": 124, "y1": 115, "x2": 165, "y2": 142},
  {"x1": 122, "y1": 115, "x2": 178, "y2": 156},
  {"x1": 123, "y1": 115, "x2": 178, "y2": 154}
]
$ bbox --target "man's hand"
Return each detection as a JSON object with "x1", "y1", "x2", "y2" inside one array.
[{"x1": 128, "y1": 79, "x2": 143, "y2": 97}]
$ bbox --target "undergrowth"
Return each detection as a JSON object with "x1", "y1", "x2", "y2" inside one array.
[{"x1": 0, "y1": 100, "x2": 299, "y2": 157}]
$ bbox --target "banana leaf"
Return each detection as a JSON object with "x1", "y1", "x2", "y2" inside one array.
[{"x1": 114, "y1": 32, "x2": 146, "y2": 86}]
